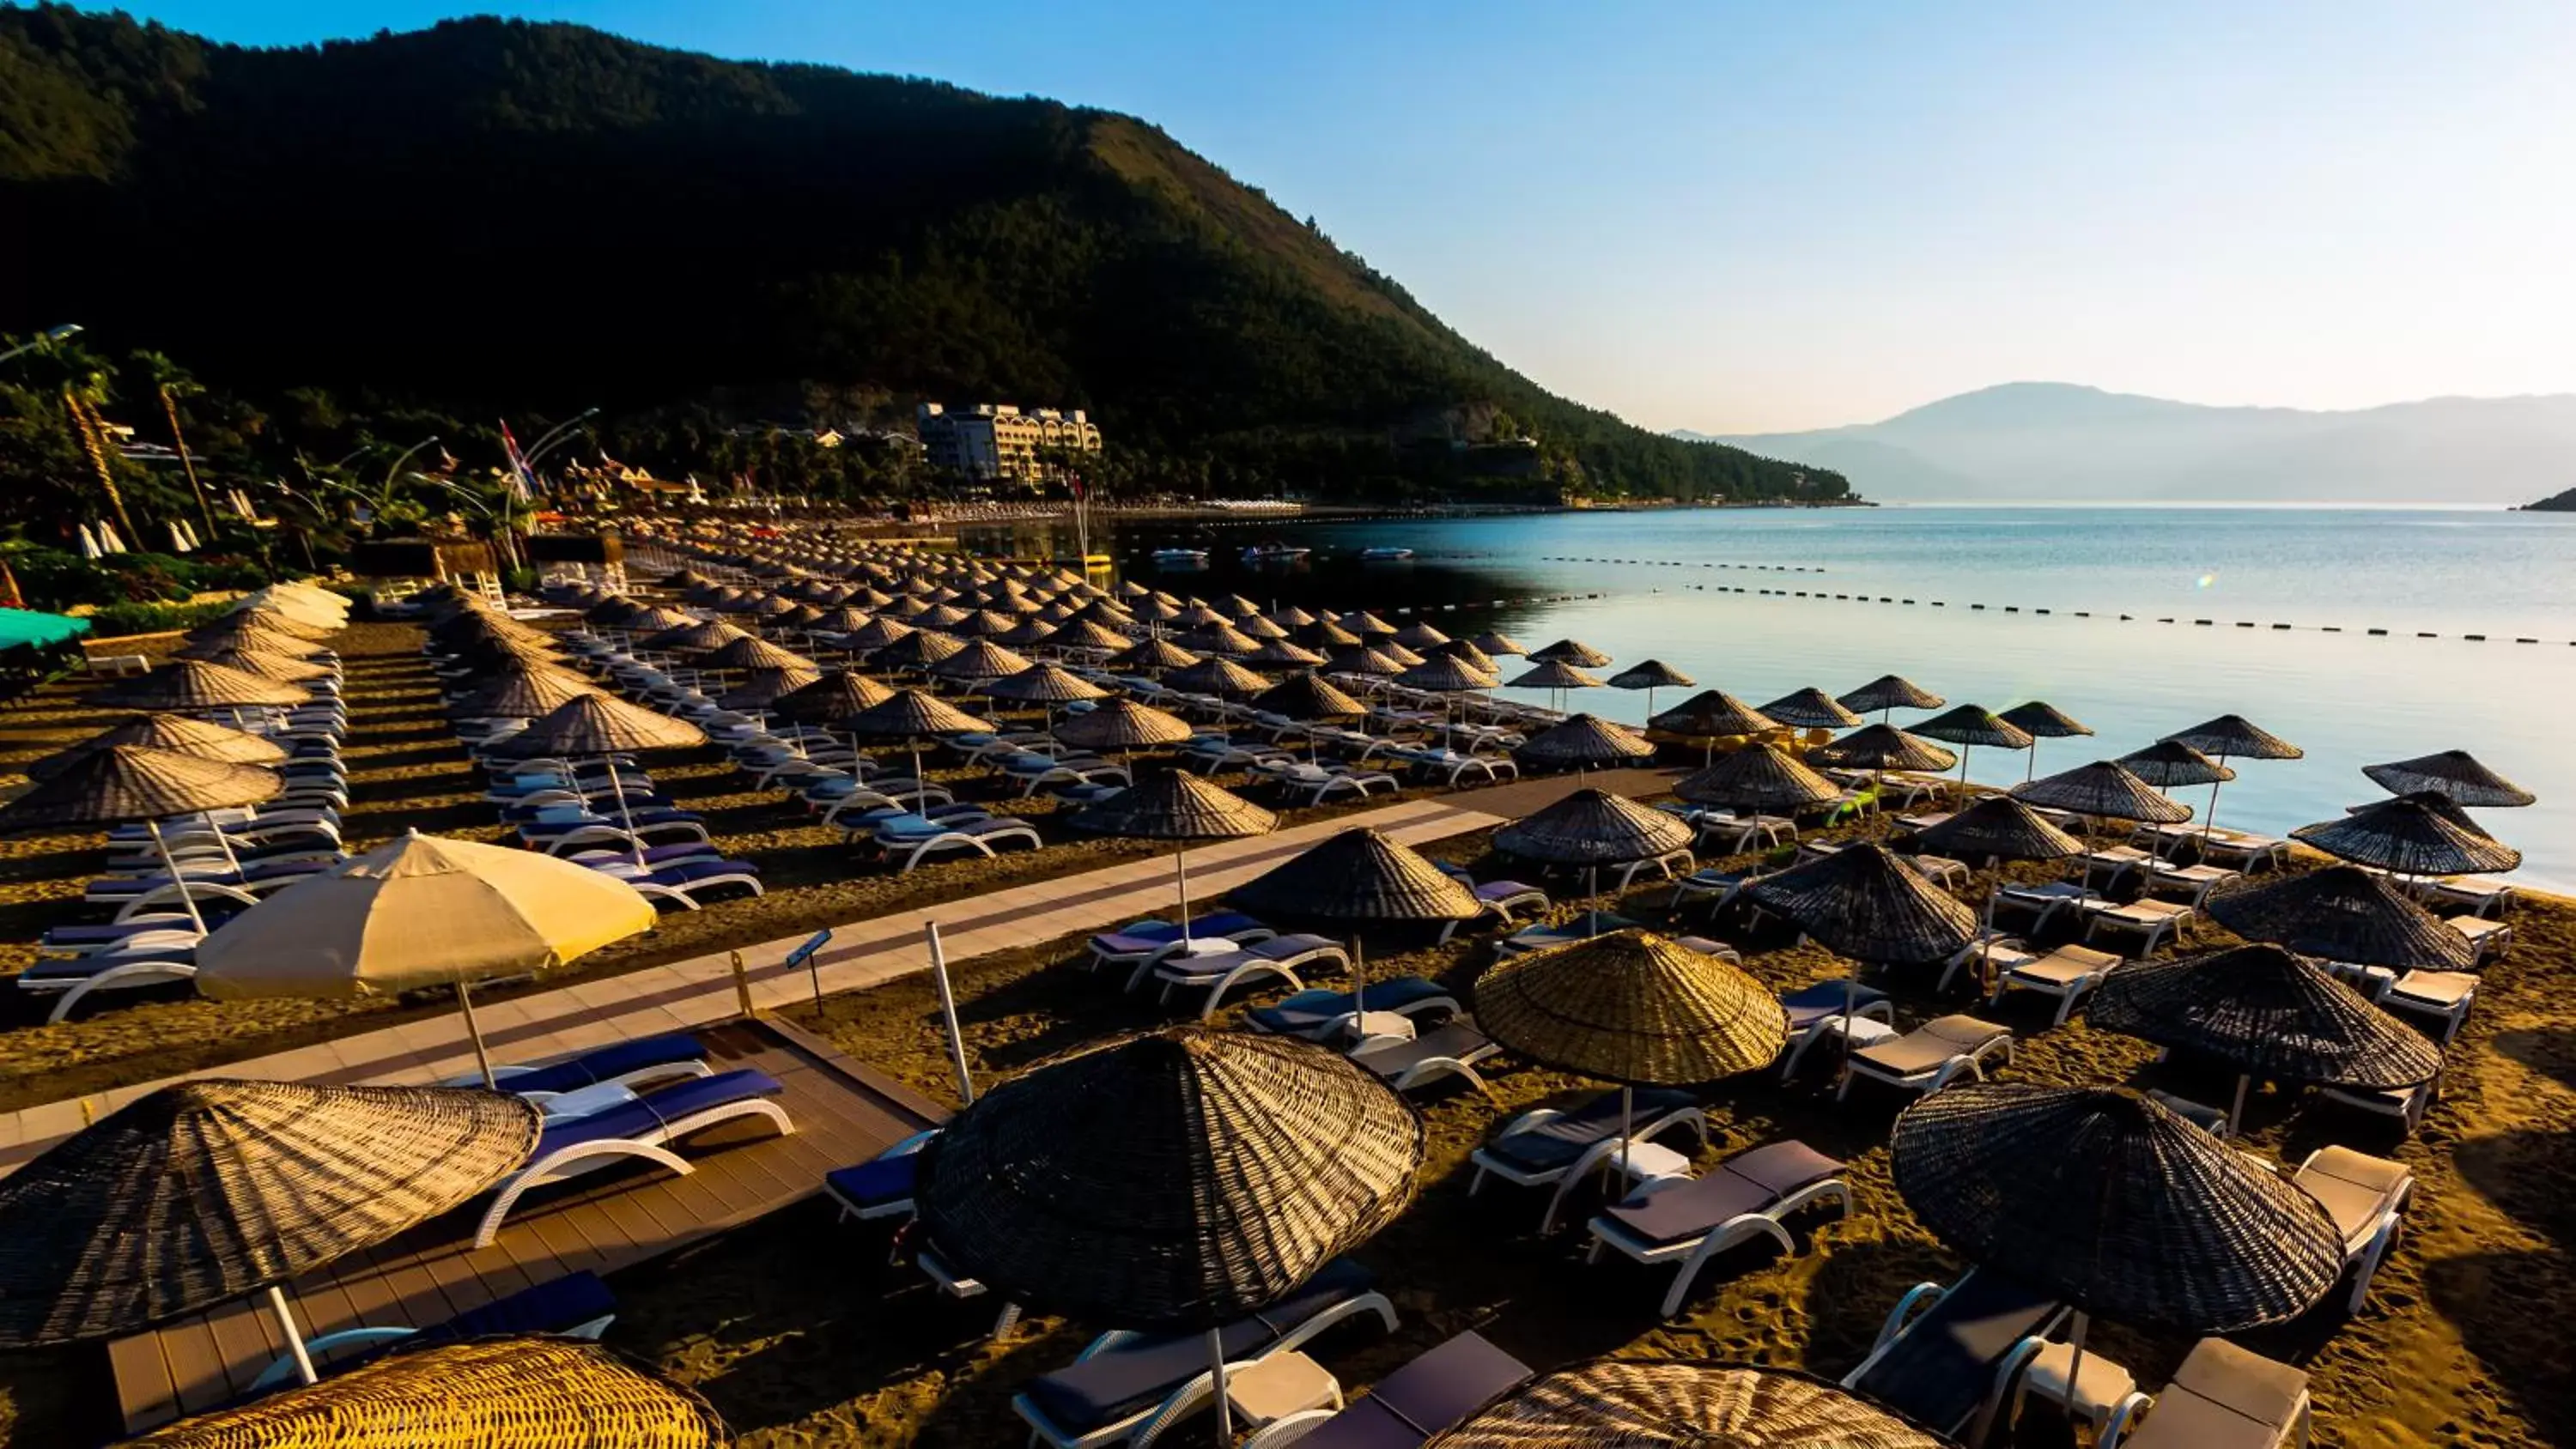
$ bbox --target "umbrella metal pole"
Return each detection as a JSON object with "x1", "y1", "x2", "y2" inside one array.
[
  {"x1": 1175, "y1": 847, "x2": 1193, "y2": 952},
  {"x1": 456, "y1": 978, "x2": 499, "y2": 1088},
  {"x1": 1207, "y1": 1329, "x2": 1234, "y2": 1446},
  {"x1": 1350, "y1": 937, "x2": 1366, "y2": 1032},
  {"x1": 926, "y1": 921, "x2": 976, "y2": 1104},
  {"x1": 2204, "y1": 765, "x2": 2230, "y2": 849},
  {"x1": 147, "y1": 820, "x2": 210, "y2": 936},
  {"x1": 265, "y1": 1285, "x2": 319, "y2": 1386},
  {"x1": 2230, "y1": 1073, "x2": 2251, "y2": 1135},
  {"x1": 1619, "y1": 1084, "x2": 1635, "y2": 1186},
  {"x1": 605, "y1": 755, "x2": 647, "y2": 870},
  {"x1": 2063, "y1": 1312, "x2": 2092, "y2": 1428}
]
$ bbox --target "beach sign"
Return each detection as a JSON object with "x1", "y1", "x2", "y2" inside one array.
[{"x1": 787, "y1": 928, "x2": 833, "y2": 1007}]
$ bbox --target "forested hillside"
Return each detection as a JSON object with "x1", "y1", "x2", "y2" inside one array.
[{"x1": 0, "y1": 7, "x2": 1844, "y2": 501}]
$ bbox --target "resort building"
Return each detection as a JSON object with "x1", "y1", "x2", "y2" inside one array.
[{"x1": 916, "y1": 402, "x2": 1103, "y2": 483}]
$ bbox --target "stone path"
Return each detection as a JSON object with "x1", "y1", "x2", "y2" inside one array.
[{"x1": 0, "y1": 767, "x2": 1676, "y2": 1172}]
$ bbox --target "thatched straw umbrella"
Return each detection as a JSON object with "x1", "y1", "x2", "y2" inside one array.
[
  {"x1": 0, "y1": 745, "x2": 281, "y2": 934},
  {"x1": 30, "y1": 713, "x2": 284, "y2": 780},
  {"x1": 1066, "y1": 774, "x2": 1275, "y2": 954},
  {"x1": 0, "y1": 1078, "x2": 540, "y2": 1385},
  {"x1": 1759, "y1": 686, "x2": 1864, "y2": 732},
  {"x1": 494, "y1": 694, "x2": 707, "y2": 868},
  {"x1": 1674, "y1": 741, "x2": 1843, "y2": 818},
  {"x1": 926, "y1": 639, "x2": 1035, "y2": 685},
  {"x1": 617, "y1": 604, "x2": 699, "y2": 636},
  {"x1": 1245, "y1": 639, "x2": 1326, "y2": 668},
  {"x1": 121, "y1": 1337, "x2": 732, "y2": 1446},
  {"x1": 1893, "y1": 1084, "x2": 2342, "y2": 1393},
  {"x1": 1187, "y1": 621, "x2": 1261, "y2": 657},
  {"x1": 1054, "y1": 618, "x2": 1134, "y2": 653},
  {"x1": 872, "y1": 628, "x2": 967, "y2": 672},
  {"x1": 1440, "y1": 1361, "x2": 1945, "y2": 1449},
  {"x1": 1327, "y1": 646, "x2": 1407, "y2": 679},
  {"x1": 1299, "y1": 617, "x2": 1364, "y2": 651},
  {"x1": 1430, "y1": 637, "x2": 1499, "y2": 674},
  {"x1": 1394, "y1": 653, "x2": 1499, "y2": 693},
  {"x1": 1471, "y1": 630, "x2": 1529, "y2": 658},
  {"x1": 97, "y1": 658, "x2": 309, "y2": 718},
  {"x1": 1253, "y1": 670, "x2": 1366, "y2": 724},
  {"x1": 197, "y1": 831, "x2": 657, "y2": 1084},
  {"x1": 1343, "y1": 610, "x2": 1400, "y2": 639},
  {"x1": 1532, "y1": 638, "x2": 1612, "y2": 669},
  {"x1": 2364, "y1": 749, "x2": 2536, "y2": 809},
  {"x1": 1477, "y1": 930, "x2": 1787, "y2": 1176},
  {"x1": 1166, "y1": 656, "x2": 1273, "y2": 698},
  {"x1": 2292, "y1": 793, "x2": 2520, "y2": 880},
  {"x1": 2013, "y1": 760, "x2": 2193, "y2": 828},
  {"x1": 984, "y1": 663, "x2": 1110, "y2": 749},
  {"x1": 1651, "y1": 689, "x2": 1782, "y2": 767},
  {"x1": 841, "y1": 688, "x2": 997, "y2": 787},
  {"x1": 1109, "y1": 635, "x2": 1200, "y2": 674},
  {"x1": 1054, "y1": 697, "x2": 1196, "y2": 762},
  {"x1": 2203, "y1": 864, "x2": 2475, "y2": 973},
  {"x1": 2162, "y1": 713, "x2": 2302, "y2": 846},
  {"x1": 1745, "y1": 843, "x2": 1978, "y2": 1064},
  {"x1": 916, "y1": 1027, "x2": 1420, "y2": 1446},
  {"x1": 1916, "y1": 795, "x2": 2085, "y2": 986},
  {"x1": 1391, "y1": 621, "x2": 1450, "y2": 649},
  {"x1": 993, "y1": 618, "x2": 1060, "y2": 649},
  {"x1": 174, "y1": 644, "x2": 335, "y2": 684},
  {"x1": 1807, "y1": 722, "x2": 1957, "y2": 774},
  {"x1": 1999, "y1": 700, "x2": 2094, "y2": 780},
  {"x1": 717, "y1": 664, "x2": 822, "y2": 712},
  {"x1": 1838, "y1": 673, "x2": 1944, "y2": 723},
  {"x1": 1230, "y1": 826, "x2": 1482, "y2": 1024},
  {"x1": 2116, "y1": 740, "x2": 2233, "y2": 858},
  {"x1": 1912, "y1": 705, "x2": 2034, "y2": 791},
  {"x1": 2087, "y1": 943, "x2": 2445, "y2": 1130},
  {"x1": 1608, "y1": 658, "x2": 1696, "y2": 719},
  {"x1": 446, "y1": 664, "x2": 600, "y2": 720},
  {"x1": 699, "y1": 634, "x2": 816, "y2": 676},
  {"x1": 842, "y1": 616, "x2": 918, "y2": 653},
  {"x1": 1506, "y1": 657, "x2": 1605, "y2": 713},
  {"x1": 1494, "y1": 789, "x2": 1693, "y2": 907},
  {"x1": 770, "y1": 669, "x2": 896, "y2": 746},
  {"x1": 641, "y1": 618, "x2": 749, "y2": 654},
  {"x1": 1516, "y1": 713, "x2": 1656, "y2": 773}
]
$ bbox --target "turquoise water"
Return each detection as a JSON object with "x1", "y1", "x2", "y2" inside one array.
[{"x1": 1085, "y1": 506, "x2": 2576, "y2": 890}]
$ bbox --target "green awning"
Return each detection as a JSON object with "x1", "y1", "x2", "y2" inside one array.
[{"x1": 0, "y1": 609, "x2": 92, "y2": 651}]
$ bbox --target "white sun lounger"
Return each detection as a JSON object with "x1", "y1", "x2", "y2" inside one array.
[
  {"x1": 1584, "y1": 1140, "x2": 1850, "y2": 1317},
  {"x1": 1838, "y1": 1015, "x2": 2014, "y2": 1100}
]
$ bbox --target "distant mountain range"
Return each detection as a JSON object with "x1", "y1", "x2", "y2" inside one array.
[{"x1": 1680, "y1": 383, "x2": 2576, "y2": 504}]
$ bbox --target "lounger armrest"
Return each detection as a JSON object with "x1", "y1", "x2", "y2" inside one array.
[
  {"x1": 1072, "y1": 1327, "x2": 1145, "y2": 1363},
  {"x1": 246, "y1": 1326, "x2": 419, "y2": 1391},
  {"x1": 1874, "y1": 1280, "x2": 1950, "y2": 1351}
]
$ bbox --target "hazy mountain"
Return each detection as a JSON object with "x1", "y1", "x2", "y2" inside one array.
[{"x1": 1686, "y1": 382, "x2": 2576, "y2": 503}]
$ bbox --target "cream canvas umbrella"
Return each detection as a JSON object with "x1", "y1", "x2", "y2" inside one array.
[{"x1": 197, "y1": 832, "x2": 657, "y2": 1085}]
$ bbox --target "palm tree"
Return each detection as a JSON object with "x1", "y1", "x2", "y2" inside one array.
[{"x1": 129, "y1": 350, "x2": 219, "y2": 538}]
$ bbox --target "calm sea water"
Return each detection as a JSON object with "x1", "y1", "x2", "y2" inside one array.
[{"x1": 980, "y1": 506, "x2": 2576, "y2": 889}]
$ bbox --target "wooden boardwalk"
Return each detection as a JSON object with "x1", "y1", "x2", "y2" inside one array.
[{"x1": 108, "y1": 1020, "x2": 942, "y2": 1434}]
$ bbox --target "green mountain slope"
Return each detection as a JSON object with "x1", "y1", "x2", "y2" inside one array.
[{"x1": 0, "y1": 7, "x2": 1844, "y2": 501}]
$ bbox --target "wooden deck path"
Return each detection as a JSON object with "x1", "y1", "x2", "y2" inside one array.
[{"x1": 109, "y1": 1019, "x2": 943, "y2": 1434}]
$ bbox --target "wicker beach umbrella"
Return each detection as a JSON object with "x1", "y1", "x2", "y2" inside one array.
[
  {"x1": 120, "y1": 1336, "x2": 732, "y2": 1448},
  {"x1": 1054, "y1": 697, "x2": 1197, "y2": 755},
  {"x1": 843, "y1": 616, "x2": 919, "y2": 652},
  {"x1": 873, "y1": 628, "x2": 967, "y2": 670},
  {"x1": 1235, "y1": 615, "x2": 1289, "y2": 640},
  {"x1": 1230, "y1": 826, "x2": 1481, "y2": 927},
  {"x1": 1758, "y1": 686, "x2": 1865, "y2": 731},
  {"x1": 1252, "y1": 670, "x2": 1367, "y2": 724},
  {"x1": 97, "y1": 658, "x2": 308, "y2": 712},
  {"x1": 2292, "y1": 793, "x2": 2520, "y2": 878},
  {"x1": 1494, "y1": 789, "x2": 1693, "y2": 906},
  {"x1": 987, "y1": 662, "x2": 1110, "y2": 706},
  {"x1": 1999, "y1": 700, "x2": 2096, "y2": 780},
  {"x1": 1516, "y1": 712, "x2": 1656, "y2": 771},
  {"x1": 2162, "y1": 713, "x2": 2302, "y2": 845},
  {"x1": 1394, "y1": 654, "x2": 1501, "y2": 694},
  {"x1": 1166, "y1": 656, "x2": 1273, "y2": 697},
  {"x1": 953, "y1": 608, "x2": 1020, "y2": 639},
  {"x1": 994, "y1": 618, "x2": 1060, "y2": 648},
  {"x1": 1912, "y1": 705, "x2": 2034, "y2": 789},
  {"x1": 1839, "y1": 674, "x2": 1945, "y2": 723},
  {"x1": 1674, "y1": 742, "x2": 1844, "y2": 816},
  {"x1": 1469, "y1": 630, "x2": 1529, "y2": 657},
  {"x1": 1438, "y1": 1361, "x2": 1947, "y2": 1449},
  {"x1": 917, "y1": 603, "x2": 975, "y2": 630},
  {"x1": 842, "y1": 688, "x2": 997, "y2": 785},
  {"x1": 2012, "y1": 761, "x2": 2194, "y2": 825},
  {"x1": 1068, "y1": 773, "x2": 1276, "y2": 954},
  {"x1": 1188, "y1": 621, "x2": 1264, "y2": 657},
  {"x1": 31, "y1": 714, "x2": 285, "y2": 780},
  {"x1": 1650, "y1": 690, "x2": 1780, "y2": 749},
  {"x1": 1532, "y1": 637, "x2": 1612, "y2": 668},
  {"x1": 1299, "y1": 618, "x2": 1364, "y2": 651},
  {"x1": 1246, "y1": 638, "x2": 1327, "y2": 668},
  {"x1": 617, "y1": 604, "x2": 698, "y2": 635},
  {"x1": 2087, "y1": 945, "x2": 2443, "y2": 1130},
  {"x1": 1343, "y1": 610, "x2": 1400, "y2": 638},
  {"x1": 0, "y1": 1077, "x2": 538, "y2": 1379},
  {"x1": 1391, "y1": 621, "x2": 1450, "y2": 648},
  {"x1": 180, "y1": 615, "x2": 329, "y2": 657},
  {"x1": 0, "y1": 745, "x2": 281, "y2": 933},
  {"x1": 1916, "y1": 794, "x2": 2082, "y2": 865},
  {"x1": 700, "y1": 634, "x2": 815, "y2": 673},
  {"x1": 771, "y1": 669, "x2": 896, "y2": 724},
  {"x1": 811, "y1": 606, "x2": 876, "y2": 634},
  {"x1": 2117, "y1": 739, "x2": 2234, "y2": 790},
  {"x1": 492, "y1": 694, "x2": 706, "y2": 869},
  {"x1": 1506, "y1": 657, "x2": 1605, "y2": 699},
  {"x1": 1269, "y1": 603, "x2": 1318, "y2": 627},
  {"x1": 1893, "y1": 1084, "x2": 2343, "y2": 1346},
  {"x1": 927, "y1": 639, "x2": 1035, "y2": 683},
  {"x1": 578, "y1": 594, "x2": 645, "y2": 625},
  {"x1": 1744, "y1": 842, "x2": 1978, "y2": 967},
  {"x1": 1329, "y1": 646, "x2": 1406, "y2": 677},
  {"x1": 197, "y1": 831, "x2": 657, "y2": 1085},
  {"x1": 2203, "y1": 866, "x2": 2476, "y2": 973},
  {"x1": 718, "y1": 664, "x2": 823, "y2": 711},
  {"x1": 916, "y1": 1027, "x2": 1420, "y2": 1444},
  {"x1": 447, "y1": 664, "x2": 600, "y2": 720},
  {"x1": 641, "y1": 618, "x2": 749, "y2": 653},
  {"x1": 198, "y1": 606, "x2": 334, "y2": 644},
  {"x1": 1109, "y1": 636, "x2": 1200, "y2": 673},
  {"x1": 1054, "y1": 619, "x2": 1134, "y2": 652},
  {"x1": 2364, "y1": 749, "x2": 2536, "y2": 808},
  {"x1": 1608, "y1": 658, "x2": 1696, "y2": 720},
  {"x1": 1805, "y1": 723, "x2": 1959, "y2": 775}
]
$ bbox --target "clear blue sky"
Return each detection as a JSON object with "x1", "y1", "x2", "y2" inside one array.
[{"x1": 106, "y1": 1, "x2": 2576, "y2": 433}]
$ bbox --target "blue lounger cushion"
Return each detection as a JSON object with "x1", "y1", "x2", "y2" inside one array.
[
  {"x1": 420, "y1": 1270, "x2": 616, "y2": 1346},
  {"x1": 501, "y1": 1034, "x2": 705, "y2": 1096},
  {"x1": 1246, "y1": 977, "x2": 1454, "y2": 1036},
  {"x1": 1091, "y1": 912, "x2": 1267, "y2": 953},
  {"x1": 824, "y1": 1153, "x2": 917, "y2": 1213},
  {"x1": 1778, "y1": 980, "x2": 1891, "y2": 1029},
  {"x1": 1292, "y1": 1331, "x2": 1531, "y2": 1448},
  {"x1": 1022, "y1": 1258, "x2": 1376, "y2": 1435},
  {"x1": 1482, "y1": 1087, "x2": 1699, "y2": 1173},
  {"x1": 531, "y1": 1069, "x2": 782, "y2": 1155},
  {"x1": 1849, "y1": 1270, "x2": 2063, "y2": 1433}
]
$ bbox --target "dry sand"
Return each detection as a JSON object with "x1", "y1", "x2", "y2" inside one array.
[{"x1": 600, "y1": 835, "x2": 2576, "y2": 1449}]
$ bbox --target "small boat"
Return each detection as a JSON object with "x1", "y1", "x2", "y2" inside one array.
[
  {"x1": 1357, "y1": 546, "x2": 1414, "y2": 561},
  {"x1": 1240, "y1": 543, "x2": 1312, "y2": 564},
  {"x1": 1151, "y1": 547, "x2": 1210, "y2": 568}
]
